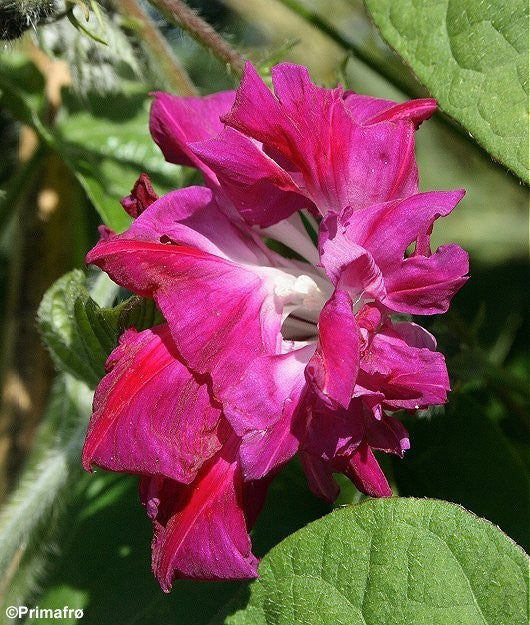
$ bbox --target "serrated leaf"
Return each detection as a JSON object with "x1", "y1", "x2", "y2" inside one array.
[
  {"x1": 37, "y1": 270, "x2": 116, "y2": 387},
  {"x1": 215, "y1": 498, "x2": 528, "y2": 625},
  {"x1": 364, "y1": 0, "x2": 529, "y2": 182}
]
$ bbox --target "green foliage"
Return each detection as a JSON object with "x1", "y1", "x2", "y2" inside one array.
[
  {"x1": 55, "y1": 87, "x2": 187, "y2": 231},
  {"x1": 0, "y1": 374, "x2": 93, "y2": 614},
  {"x1": 215, "y1": 498, "x2": 528, "y2": 625},
  {"x1": 24, "y1": 460, "x2": 329, "y2": 625},
  {"x1": 37, "y1": 269, "x2": 164, "y2": 388},
  {"x1": 393, "y1": 395, "x2": 528, "y2": 550},
  {"x1": 364, "y1": 0, "x2": 529, "y2": 182},
  {"x1": 37, "y1": 270, "x2": 117, "y2": 388}
]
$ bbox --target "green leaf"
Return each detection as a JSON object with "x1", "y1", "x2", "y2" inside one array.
[
  {"x1": 37, "y1": 269, "x2": 168, "y2": 387},
  {"x1": 0, "y1": 374, "x2": 93, "y2": 614},
  {"x1": 26, "y1": 459, "x2": 328, "y2": 625},
  {"x1": 215, "y1": 498, "x2": 528, "y2": 625},
  {"x1": 364, "y1": 0, "x2": 529, "y2": 182},
  {"x1": 37, "y1": 270, "x2": 117, "y2": 387}
]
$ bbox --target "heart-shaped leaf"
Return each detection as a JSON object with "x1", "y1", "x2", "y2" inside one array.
[
  {"x1": 214, "y1": 498, "x2": 528, "y2": 625},
  {"x1": 364, "y1": 0, "x2": 529, "y2": 183}
]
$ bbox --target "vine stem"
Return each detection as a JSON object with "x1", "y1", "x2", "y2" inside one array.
[
  {"x1": 146, "y1": 0, "x2": 245, "y2": 76},
  {"x1": 113, "y1": 0, "x2": 198, "y2": 95}
]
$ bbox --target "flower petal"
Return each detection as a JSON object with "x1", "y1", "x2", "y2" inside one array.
[
  {"x1": 344, "y1": 442, "x2": 392, "y2": 498},
  {"x1": 149, "y1": 90, "x2": 235, "y2": 182},
  {"x1": 82, "y1": 325, "x2": 222, "y2": 484},
  {"x1": 331, "y1": 190, "x2": 466, "y2": 273},
  {"x1": 190, "y1": 127, "x2": 310, "y2": 227},
  {"x1": 344, "y1": 93, "x2": 437, "y2": 127},
  {"x1": 222, "y1": 62, "x2": 419, "y2": 216},
  {"x1": 358, "y1": 324, "x2": 450, "y2": 409},
  {"x1": 300, "y1": 452, "x2": 340, "y2": 502},
  {"x1": 112, "y1": 185, "x2": 272, "y2": 265},
  {"x1": 140, "y1": 437, "x2": 260, "y2": 589},
  {"x1": 384, "y1": 244, "x2": 469, "y2": 314},
  {"x1": 87, "y1": 238, "x2": 282, "y2": 397},
  {"x1": 305, "y1": 290, "x2": 360, "y2": 408}
]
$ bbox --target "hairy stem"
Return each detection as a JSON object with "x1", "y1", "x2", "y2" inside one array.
[
  {"x1": 114, "y1": 0, "x2": 198, "y2": 95},
  {"x1": 146, "y1": 0, "x2": 245, "y2": 76}
]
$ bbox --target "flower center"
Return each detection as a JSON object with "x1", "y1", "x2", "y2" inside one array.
[{"x1": 270, "y1": 271, "x2": 330, "y2": 341}]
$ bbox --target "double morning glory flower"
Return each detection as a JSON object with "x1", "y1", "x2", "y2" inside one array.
[{"x1": 82, "y1": 63, "x2": 468, "y2": 590}]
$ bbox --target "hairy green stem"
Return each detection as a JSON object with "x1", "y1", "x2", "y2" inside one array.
[
  {"x1": 114, "y1": 0, "x2": 198, "y2": 95},
  {"x1": 146, "y1": 0, "x2": 245, "y2": 76}
]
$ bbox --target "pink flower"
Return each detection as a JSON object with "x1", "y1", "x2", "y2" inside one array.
[{"x1": 82, "y1": 63, "x2": 468, "y2": 589}]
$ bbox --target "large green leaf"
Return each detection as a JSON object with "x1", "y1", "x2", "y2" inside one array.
[
  {"x1": 364, "y1": 0, "x2": 529, "y2": 182},
  {"x1": 215, "y1": 498, "x2": 528, "y2": 625}
]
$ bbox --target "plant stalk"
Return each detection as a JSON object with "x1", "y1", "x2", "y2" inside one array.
[{"x1": 146, "y1": 0, "x2": 245, "y2": 76}]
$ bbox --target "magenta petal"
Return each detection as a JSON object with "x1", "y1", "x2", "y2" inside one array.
[
  {"x1": 384, "y1": 243, "x2": 469, "y2": 314},
  {"x1": 334, "y1": 190, "x2": 466, "y2": 273},
  {"x1": 344, "y1": 443, "x2": 392, "y2": 498},
  {"x1": 319, "y1": 213, "x2": 387, "y2": 299},
  {"x1": 221, "y1": 346, "x2": 313, "y2": 434},
  {"x1": 359, "y1": 325, "x2": 450, "y2": 409},
  {"x1": 190, "y1": 127, "x2": 310, "y2": 227},
  {"x1": 223, "y1": 62, "x2": 419, "y2": 215},
  {"x1": 300, "y1": 452, "x2": 340, "y2": 503},
  {"x1": 149, "y1": 90, "x2": 235, "y2": 182},
  {"x1": 140, "y1": 439, "x2": 259, "y2": 589},
  {"x1": 221, "y1": 347, "x2": 313, "y2": 479},
  {"x1": 239, "y1": 410, "x2": 300, "y2": 481},
  {"x1": 82, "y1": 325, "x2": 222, "y2": 484},
  {"x1": 344, "y1": 93, "x2": 437, "y2": 128},
  {"x1": 120, "y1": 172, "x2": 159, "y2": 218},
  {"x1": 305, "y1": 290, "x2": 360, "y2": 408},
  {"x1": 392, "y1": 320, "x2": 437, "y2": 350},
  {"x1": 113, "y1": 185, "x2": 272, "y2": 266},
  {"x1": 87, "y1": 239, "x2": 281, "y2": 397},
  {"x1": 364, "y1": 414, "x2": 410, "y2": 457}
]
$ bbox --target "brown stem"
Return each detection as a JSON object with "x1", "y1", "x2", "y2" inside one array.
[
  {"x1": 146, "y1": 0, "x2": 245, "y2": 76},
  {"x1": 114, "y1": 0, "x2": 198, "y2": 95}
]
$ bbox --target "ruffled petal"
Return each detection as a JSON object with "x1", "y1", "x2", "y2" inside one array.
[
  {"x1": 140, "y1": 436, "x2": 260, "y2": 589},
  {"x1": 344, "y1": 442, "x2": 392, "y2": 498},
  {"x1": 364, "y1": 414, "x2": 410, "y2": 458},
  {"x1": 82, "y1": 325, "x2": 222, "y2": 484},
  {"x1": 358, "y1": 324, "x2": 450, "y2": 409},
  {"x1": 112, "y1": 185, "x2": 272, "y2": 266},
  {"x1": 120, "y1": 172, "x2": 159, "y2": 218},
  {"x1": 319, "y1": 212, "x2": 387, "y2": 300},
  {"x1": 344, "y1": 93, "x2": 437, "y2": 128},
  {"x1": 305, "y1": 290, "x2": 360, "y2": 408},
  {"x1": 221, "y1": 347, "x2": 314, "y2": 480},
  {"x1": 190, "y1": 127, "x2": 310, "y2": 227},
  {"x1": 384, "y1": 244, "x2": 469, "y2": 315},
  {"x1": 221, "y1": 346, "x2": 314, "y2": 434},
  {"x1": 300, "y1": 452, "x2": 340, "y2": 503},
  {"x1": 330, "y1": 190, "x2": 466, "y2": 273},
  {"x1": 149, "y1": 90, "x2": 235, "y2": 183},
  {"x1": 222, "y1": 62, "x2": 419, "y2": 216},
  {"x1": 87, "y1": 238, "x2": 282, "y2": 397}
]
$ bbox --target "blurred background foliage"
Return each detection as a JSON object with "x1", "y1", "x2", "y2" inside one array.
[{"x1": 0, "y1": 0, "x2": 527, "y2": 623}]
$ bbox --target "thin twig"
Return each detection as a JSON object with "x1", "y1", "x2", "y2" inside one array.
[
  {"x1": 146, "y1": 0, "x2": 245, "y2": 76},
  {"x1": 114, "y1": 0, "x2": 198, "y2": 95}
]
